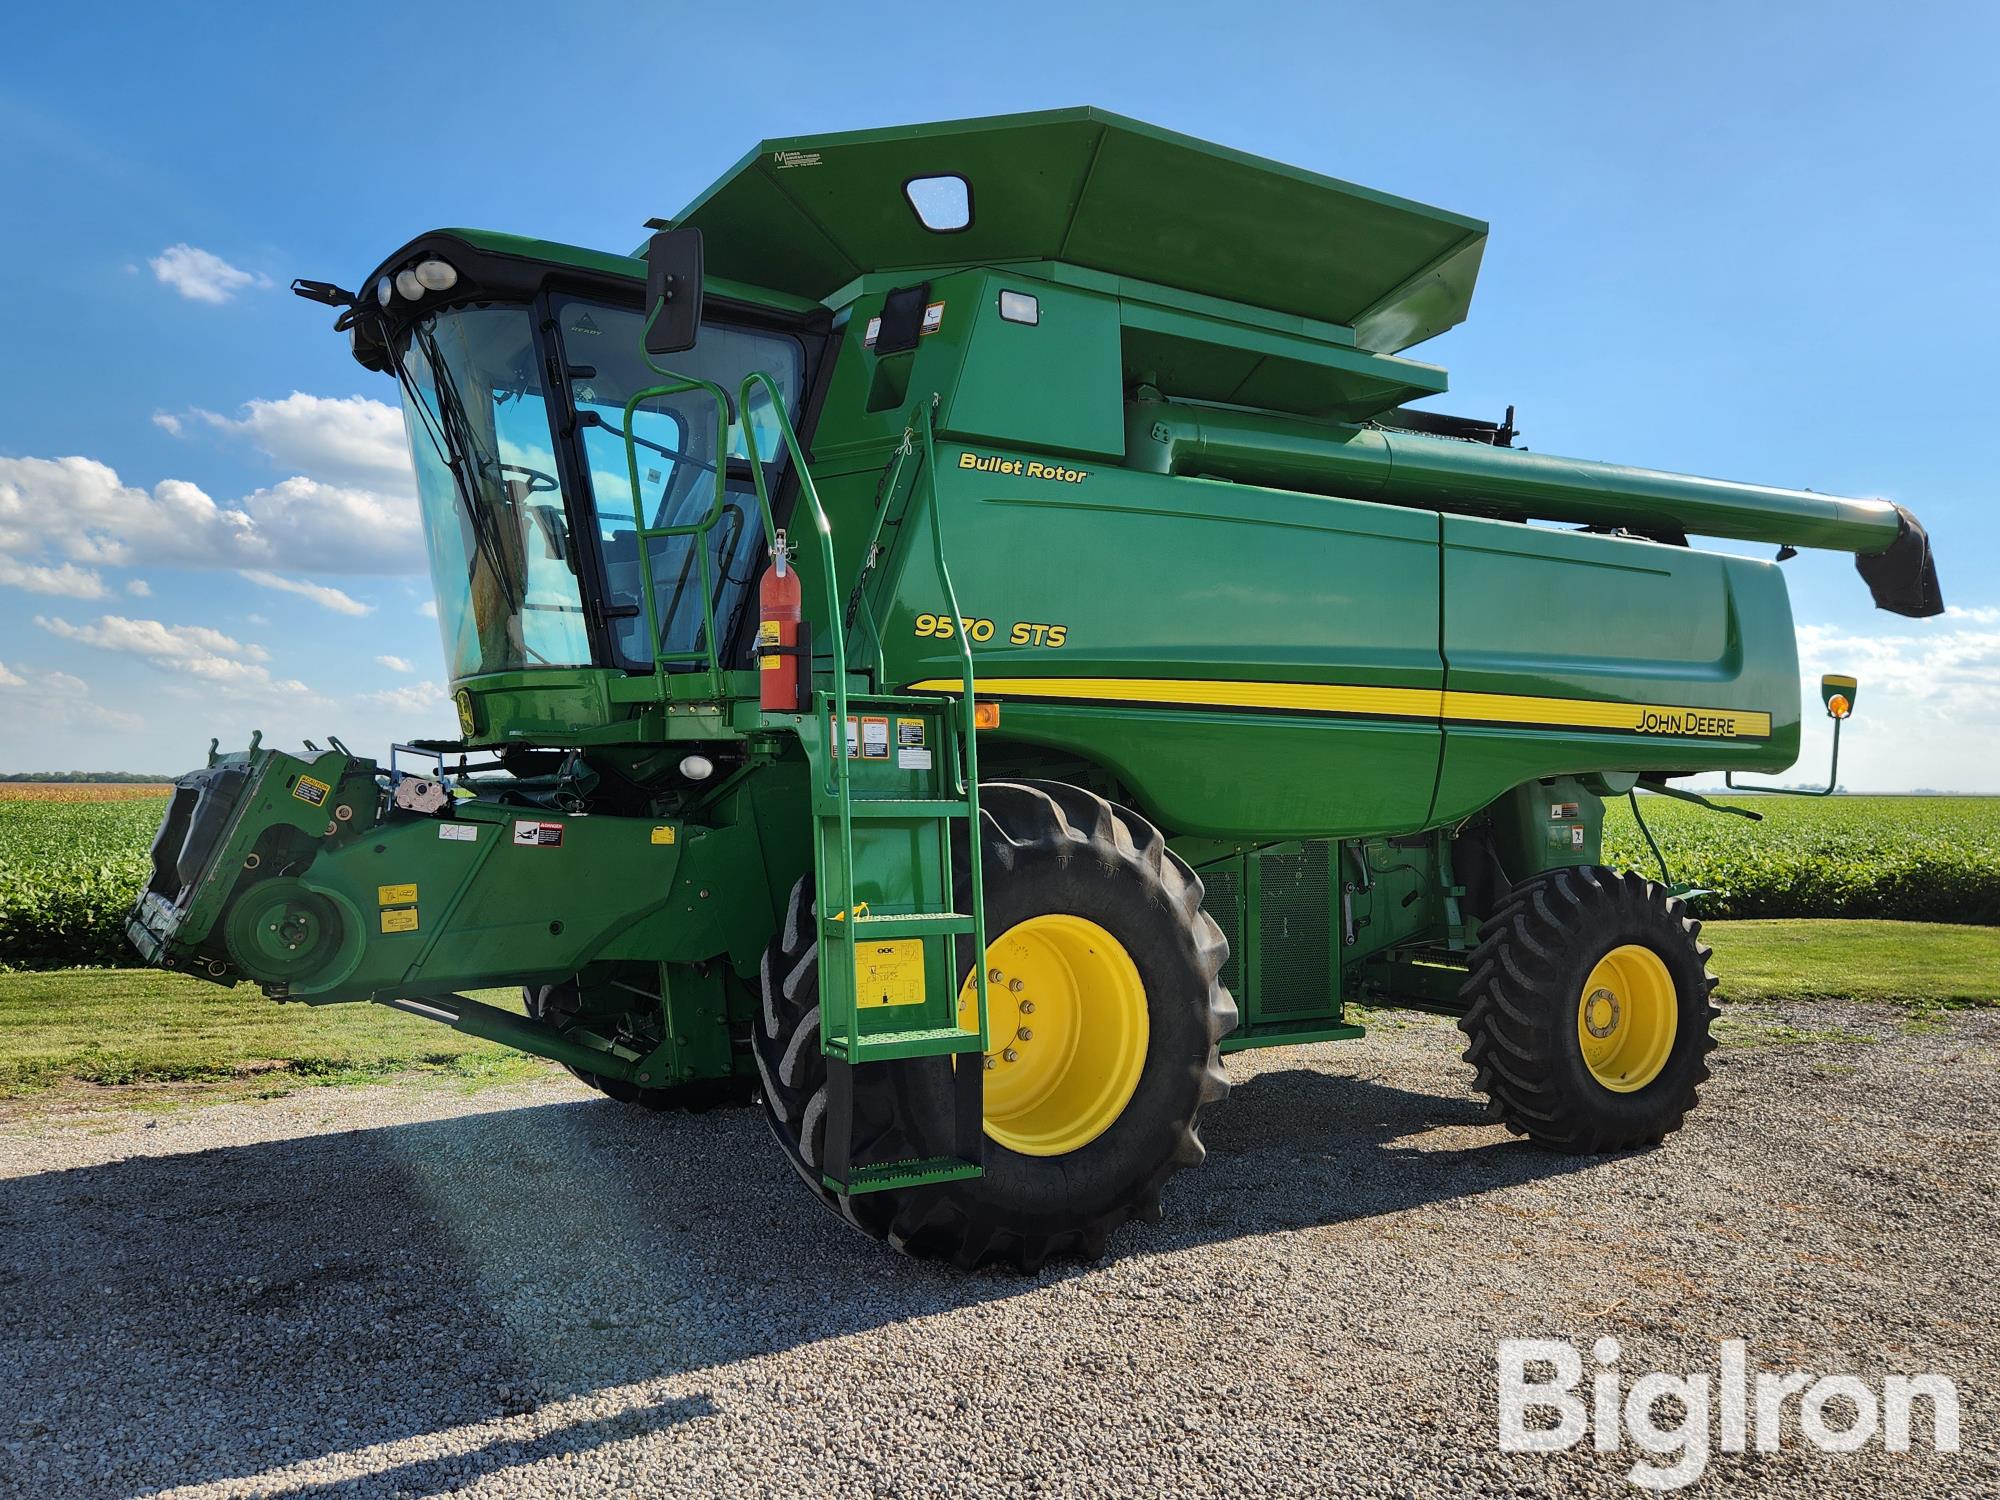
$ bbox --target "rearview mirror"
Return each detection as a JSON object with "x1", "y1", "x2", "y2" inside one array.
[
  {"x1": 1820, "y1": 673, "x2": 1858, "y2": 720},
  {"x1": 643, "y1": 226, "x2": 704, "y2": 356}
]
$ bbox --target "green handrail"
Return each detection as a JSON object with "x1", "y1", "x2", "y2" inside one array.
[
  {"x1": 917, "y1": 398, "x2": 989, "y2": 1053},
  {"x1": 616, "y1": 303, "x2": 757, "y2": 690},
  {"x1": 737, "y1": 370, "x2": 861, "y2": 1052}
]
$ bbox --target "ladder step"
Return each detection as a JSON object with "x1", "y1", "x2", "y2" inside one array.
[
  {"x1": 843, "y1": 798, "x2": 970, "y2": 819},
  {"x1": 828, "y1": 1154, "x2": 983, "y2": 1196},
  {"x1": 824, "y1": 912, "x2": 975, "y2": 939},
  {"x1": 832, "y1": 1026, "x2": 984, "y2": 1063}
]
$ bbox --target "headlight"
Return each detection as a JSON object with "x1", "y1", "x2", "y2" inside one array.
[
  {"x1": 375, "y1": 274, "x2": 395, "y2": 308},
  {"x1": 414, "y1": 259, "x2": 458, "y2": 292},
  {"x1": 394, "y1": 268, "x2": 424, "y2": 301}
]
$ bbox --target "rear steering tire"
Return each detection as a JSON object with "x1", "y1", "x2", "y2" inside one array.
[
  {"x1": 752, "y1": 781, "x2": 1236, "y2": 1271},
  {"x1": 524, "y1": 981, "x2": 755, "y2": 1112},
  {"x1": 1457, "y1": 866, "x2": 1718, "y2": 1152}
]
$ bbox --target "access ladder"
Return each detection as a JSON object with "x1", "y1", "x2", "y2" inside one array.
[{"x1": 620, "y1": 359, "x2": 988, "y2": 1195}]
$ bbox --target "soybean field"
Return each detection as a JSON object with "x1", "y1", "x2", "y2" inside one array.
[
  {"x1": 0, "y1": 788, "x2": 1995, "y2": 972},
  {"x1": 1603, "y1": 793, "x2": 2000, "y2": 924}
]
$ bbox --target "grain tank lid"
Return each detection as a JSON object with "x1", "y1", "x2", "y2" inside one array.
[{"x1": 672, "y1": 108, "x2": 1488, "y2": 352}]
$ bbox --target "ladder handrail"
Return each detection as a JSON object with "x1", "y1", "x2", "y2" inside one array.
[
  {"x1": 618, "y1": 303, "x2": 751, "y2": 691},
  {"x1": 737, "y1": 370, "x2": 862, "y2": 1053},
  {"x1": 916, "y1": 398, "x2": 990, "y2": 1053}
]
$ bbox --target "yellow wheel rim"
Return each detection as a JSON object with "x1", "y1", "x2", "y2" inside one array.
[
  {"x1": 956, "y1": 914, "x2": 1149, "y2": 1157},
  {"x1": 1575, "y1": 943, "x2": 1678, "y2": 1093}
]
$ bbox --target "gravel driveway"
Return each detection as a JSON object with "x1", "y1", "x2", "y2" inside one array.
[{"x1": 2, "y1": 1001, "x2": 1994, "y2": 1499}]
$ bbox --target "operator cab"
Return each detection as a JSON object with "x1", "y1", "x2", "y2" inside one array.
[{"x1": 313, "y1": 232, "x2": 820, "y2": 693}]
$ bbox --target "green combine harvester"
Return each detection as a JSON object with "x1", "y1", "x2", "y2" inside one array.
[{"x1": 130, "y1": 109, "x2": 1940, "y2": 1270}]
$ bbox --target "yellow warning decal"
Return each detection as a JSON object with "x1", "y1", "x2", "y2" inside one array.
[
  {"x1": 857, "y1": 940, "x2": 925, "y2": 1007},
  {"x1": 377, "y1": 883, "x2": 418, "y2": 906},
  {"x1": 650, "y1": 825, "x2": 676, "y2": 845},
  {"x1": 380, "y1": 907, "x2": 419, "y2": 934},
  {"x1": 292, "y1": 775, "x2": 332, "y2": 807}
]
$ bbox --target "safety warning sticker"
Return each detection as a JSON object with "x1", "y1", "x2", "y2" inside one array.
[
  {"x1": 857, "y1": 940, "x2": 925, "y2": 1007},
  {"x1": 380, "y1": 907, "x2": 419, "y2": 934},
  {"x1": 292, "y1": 775, "x2": 331, "y2": 807},
  {"x1": 513, "y1": 820, "x2": 564, "y2": 848}
]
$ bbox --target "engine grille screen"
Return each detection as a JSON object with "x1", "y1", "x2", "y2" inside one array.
[
  {"x1": 1200, "y1": 864, "x2": 1243, "y2": 998},
  {"x1": 1257, "y1": 841, "x2": 1334, "y2": 1018}
]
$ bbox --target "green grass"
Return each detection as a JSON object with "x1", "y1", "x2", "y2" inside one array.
[
  {"x1": 0, "y1": 968, "x2": 551, "y2": 1099},
  {"x1": 1, "y1": 918, "x2": 1991, "y2": 1106},
  {"x1": 1704, "y1": 918, "x2": 2000, "y2": 1008}
]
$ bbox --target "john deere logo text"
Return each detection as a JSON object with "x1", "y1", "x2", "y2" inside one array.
[
  {"x1": 1636, "y1": 708, "x2": 1752, "y2": 738},
  {"x1": 958, "y1": 451, "x2": 1089, "y2": 484}
]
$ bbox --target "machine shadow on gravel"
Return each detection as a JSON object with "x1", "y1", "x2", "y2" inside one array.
[{"x1": 0, "y1": 1064, "x2": 1606, "y2": 1497}]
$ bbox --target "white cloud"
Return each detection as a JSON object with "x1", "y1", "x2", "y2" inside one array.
[
  {"x1": 34, "y1": 614, "x2": 311, "y2": 706},
  {"x1": 418, "y1": 600, "x2": 438, "y2": 619},
  {"x1": 362, "y1": 680, "x2": 447, "y2": 713},
  {"x1": 0, "y1": 659, "x2": 141, "y2": 731},
  {"x1": 375, "y1": 654, "x2": 415, "y2": 673},
  {"x1": 1796, "y1": 619, "x2": 2000, "y2": 720},
  {"x1": 149, "y1": 244, "x2": 266, "y2": 304},
  {"x1": 1790, "y1": 616, "x2": 2000, "y2": 791},
  {"x1": 38, "y1": 613, "x2": 268, "y2": 669},
  {"x1": 125, "y1": 578, "x2": 152, "y2": 597},
  {"x1": 0, "y1": 554, "x2": 108, "y2": 599},
  {"x1": 0, "y1": 455, "x2": 422, "y2": 575},
  {"x1": 152, "y1": 412, "x2": 182, "y2": 436},
  {"x1": 1944, "y1": 604, "x2": 1999, "y2": 625},
  {"x1": 196, "y1": 393, "x2": 414, "y2": 494},
  {"x1": 241, "y1": 568, "x2": 372, "y2": 616}
]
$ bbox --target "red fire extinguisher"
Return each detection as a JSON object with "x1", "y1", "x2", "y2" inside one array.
[{"x1": 758, "y1": 529, "x2": 802, "y2": 711}]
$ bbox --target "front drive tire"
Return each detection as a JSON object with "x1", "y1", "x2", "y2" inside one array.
[
  {"x1": 752, "y1": 781, "x2": 1236, "y2": 1271},
  {"x1": 1458, "y1": 866, "x2": 1719, "y2": 1152}
]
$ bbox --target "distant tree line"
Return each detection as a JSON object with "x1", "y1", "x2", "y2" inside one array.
[{"x1": 0, "y1": 772, "x2": 175, "y2": 783}]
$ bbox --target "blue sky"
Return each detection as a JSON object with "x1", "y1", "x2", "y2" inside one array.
[{"x1": 0, "y1": 2, "x2": 1993, "y2": 788}]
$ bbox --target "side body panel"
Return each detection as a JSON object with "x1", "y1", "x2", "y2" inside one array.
[{"x1": 888, "y1": 455, "x2": 1446, "y2": 838}]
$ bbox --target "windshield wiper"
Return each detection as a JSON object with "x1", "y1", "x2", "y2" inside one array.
[{"x1": 400, "y1": 323, "x2": 526, "y2": 610}]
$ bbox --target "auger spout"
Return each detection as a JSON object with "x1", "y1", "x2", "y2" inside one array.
[{"x1": 1126, "y1": 397, "x2": 1942, "y2": 617}]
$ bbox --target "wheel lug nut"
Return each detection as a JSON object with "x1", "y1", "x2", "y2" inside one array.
[
  {"x1": 1003, "y1": 1047, "x2": 1019, "y2": 1062},
  {"x1": 984, "y1": 1056, "x2": 997, "y2": 1070},
  {"x1": 1008, "y1": 978, "x2": 1025, "y2": 993},
  {"x1": 1017, "y1": 1027, "x2": 1033, "y2": 1041},
  {"x1": 1018, "y1": 1000, "x2": 1035, "y2": 1015},
  {"x1": 988, "y1": 968, "x2": 1003, "y2": 984}
]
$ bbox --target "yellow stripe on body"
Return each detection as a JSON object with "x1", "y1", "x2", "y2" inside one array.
[
  {"x1": 910, "y1": 676, "x2": 1442, "y2": 719},
  {"x1": 905, "y1": 677, "x2": 1771, "y2": 740}
]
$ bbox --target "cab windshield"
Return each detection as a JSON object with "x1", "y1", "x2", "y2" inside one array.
[
  {"x1": 395, "y1": 298, "x2": 803, "y2": 680},
  {"x1": 400, "y1": 306, "x2": 588, "y2": 677}
]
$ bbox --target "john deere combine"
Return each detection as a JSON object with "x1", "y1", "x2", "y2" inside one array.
[{"x1": 130, "y1": 109, "x2": 1941, "y2": 1270}]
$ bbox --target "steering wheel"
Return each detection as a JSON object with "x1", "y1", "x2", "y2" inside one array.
[{"x1": 480, "y1": 458, "x2": 560, "y2": 495}]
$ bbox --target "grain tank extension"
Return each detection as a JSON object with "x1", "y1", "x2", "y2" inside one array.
[{"x1": 129, "y1": 109, "x2": 1943, "y2": 1269}]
